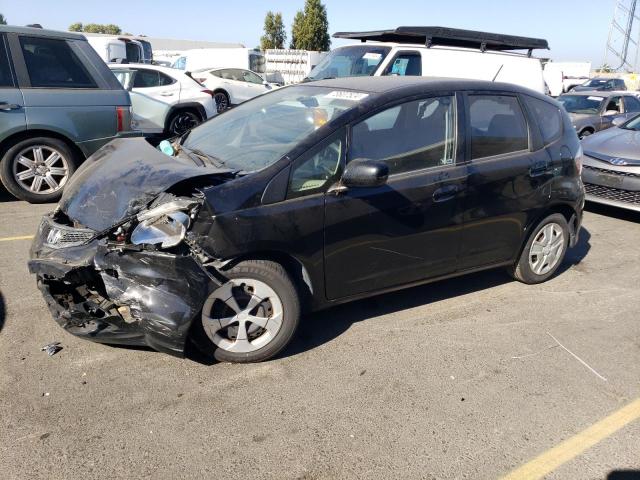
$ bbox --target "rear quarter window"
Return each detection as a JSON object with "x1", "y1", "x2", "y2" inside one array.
[
  {"x1": 525, "y1": 96, "x2": 563, "y2": 145},
  {"x1": 19, "y1": 36, "x2": 97, "y2": 89}
]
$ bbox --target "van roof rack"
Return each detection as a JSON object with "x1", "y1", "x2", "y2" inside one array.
[{"x1": 333, "y1": 27, "x2": 549, "y2": 55}]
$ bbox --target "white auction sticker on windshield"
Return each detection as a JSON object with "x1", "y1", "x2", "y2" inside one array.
[
  {"x1": 325, "y1": 91, "x2": 369, "y2": 101},
  {"x1": 362, "y1": 52, "x2": 382, "y2": 60},
  {"x1": 587, "y1": 96, "x2": 604, "y2": 101}
]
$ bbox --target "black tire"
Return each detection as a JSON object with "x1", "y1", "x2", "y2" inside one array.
[
  {"x1": 0, "y1": 136, "x2": 79, "y2": 203},
  {"x1": 579, "y1": 129, "x2": 593, "y2": 139},
  {"x1": 213, "y1": 90, "x2": 230, "y2": 113},
  {"x1": 510, "y1": 213, "x2": 570, "y2": 284},
  {"x1": 192, "y1": 259, "x2": 301, "y2": 363},
  {"x1": 166, "y1": 109, "x2": 201, "y2": 136}
]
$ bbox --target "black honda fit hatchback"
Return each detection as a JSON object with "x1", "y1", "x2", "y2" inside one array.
[{"x1": 29, "y1": 77, "x2": 585, "y2": 363}]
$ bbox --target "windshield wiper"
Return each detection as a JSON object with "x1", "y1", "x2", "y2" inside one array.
[{"x1": 185, "y1": 147, "x2": 226, "y2": 168}]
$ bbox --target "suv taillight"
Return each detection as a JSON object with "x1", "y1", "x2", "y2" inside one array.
[
  {"x1": 575, "y1": 145, "x2": 584, "y2": 175},
  {"x1": 201, "y1": 89, "x2": 213, "y2": 96},
  {"x1": 116, "y1": 106, "x2": 132, "y2": 132}
]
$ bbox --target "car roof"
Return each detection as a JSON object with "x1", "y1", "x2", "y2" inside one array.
[
  {"x1": 304, "y1": 76, "x2": 547, "y2": 98},
  {"x1": 0, "y1": 25, "x2": 85, "y2": 40},
  {"x1": 108, "y1": 63, "x2": 186, "y2": 76}
]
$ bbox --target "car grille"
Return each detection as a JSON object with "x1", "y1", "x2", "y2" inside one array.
[
  {"x1": 583, "y1": 165, "x2": 639, "y2": 178},
  {"x1": 41, "y1": 218, "x2": 95, "y2": 249},
  {"x1": 584, "y1": 183, "x2": 640, "y2": 205}
]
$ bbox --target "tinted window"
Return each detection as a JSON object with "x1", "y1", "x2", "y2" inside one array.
[
  {"x1": 525, "y1": 96, "x2": 562, "y2": 145},
  {"x1": 0, "y1": 36, "x2": 14, "y2": 87},
  {"x1": 385, "y1": 52, "x2": 422, "y2": 76},
  {"x1": 158, "y1": 72, "x2": 175, "y2": 86},
  {"x1": 133, "y1": 69, "x2": 160, "y2": 88},
  {"x1": 243, "y1": 70, "x2": 264, "y2": 84},
  {"x1": 20, "y1": 36, "x2": 96, "y2": 88},
  {"x1": 289, "y1": 135, "x2": 343, "y2": 198},
  {"x1": 351, "y1": 96, "x2": 457, "y2": 175},
  {"x1": 624, "y1": 96, "x2": 640, "y2": 112},
  {"x1": 469, "y1": 95, "x2": 528, "y2": 159}
]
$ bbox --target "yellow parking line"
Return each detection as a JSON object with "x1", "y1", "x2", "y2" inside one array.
[
  {"x1": 500, "y1": 398, "x2": 640, "y2": 480},
  {"x1": 0, "y1": 235, "x2": 33, "y2": 242}
]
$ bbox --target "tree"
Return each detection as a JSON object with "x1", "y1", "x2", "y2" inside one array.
[
  {"x1": 73, "y1": 23, "x2": 122, "y2": 34},
  {"x1": 289, "y1": 0, "x2": 330, "y2": 51},
  {"x1": 260, "y1": 11, "x2": 286, "y2": 50},
  {"x1": 0, "y1": 13, "x2": 7, "y2": 25}
]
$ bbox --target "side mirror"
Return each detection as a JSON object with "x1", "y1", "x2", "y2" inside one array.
[
  {"x1": 342, "y1": 159, "x2": 389, "y2": 188},
  {"x1": 612, "y1": 116, "x2": 626, "y2": 126}
]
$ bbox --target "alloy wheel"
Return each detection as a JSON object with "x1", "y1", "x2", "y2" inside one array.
[
  {"x1": 213, "y1": 93, "x2": 229, "y2": 112},
  {"x1": 201, "y1": 278, "x2": 284, "y2": 353},
  {"x1": 528, "y1": 223, "x2": 565, "y2": 275},
  {"x1": 170, "y1": 111, "x2": 200, "y2": 135},
  {"x1": 12, "y1": 145, "x2": 69, "y2": 195}
]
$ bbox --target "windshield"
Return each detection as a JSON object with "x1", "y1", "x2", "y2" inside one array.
[
  {"x1": 621, "y1": 114, "x2": 640, "y2": 130},
  {"x1": 307, "y1": 45, "x2": 391, "y2": 81},
  {"x1": 558, "y1": 95, "x2": 604, "y2": 114},
  {"x1": 582, "y1": 79, "x2": 608, "y2": 87},
  {"x1": 182, "y1": 85, "x2": 365, "y2": 171}
]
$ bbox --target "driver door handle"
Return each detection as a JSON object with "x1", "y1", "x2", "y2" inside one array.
[
  {"x1": 433, "y1": 184, "x2": 459, "y2": 202},
  {"x1": 0, "y1": 102, "x2": 20, "y2": 111}
]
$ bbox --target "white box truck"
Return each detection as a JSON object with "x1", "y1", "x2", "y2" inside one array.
[
  {"x1": 172, "y1": 48, "x2": 266, "y2": 73},
  {"x1": 264, "y1": 49, "x2": 327, "y2": 85},
  {"x1": 543, "y1": 61, "x2": 592, "y2": 97}
]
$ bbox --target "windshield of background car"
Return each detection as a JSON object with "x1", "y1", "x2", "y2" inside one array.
[
  {"x1": 558, "y1": 95, "x2": 604, "y2": 114},
  {"x1": 182, "y1": 86, "x2": 365, "y2": 171},
  {"x1": 621, "y1": 114, "x2": 640, "y2": 130},
  {"x1": 307, "y1": 45, "x2": 391, "y2": 80},
  {"x1": 583, "y1": 79, "x2": 608, "y2": 87}
]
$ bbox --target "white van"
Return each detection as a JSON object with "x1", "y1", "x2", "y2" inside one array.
[
  {"x1": 172, "y1": 48, "x2": 266, "y2": 74},
  {"x1": 84, "y1": 34, "x2": 147, "y2": 64},
  {"x1": 543, "y1": 61, "x2": 591, "y2": 97},
  {"x1": 306, "y1": 27, "x2": 548, "y2": 94}
]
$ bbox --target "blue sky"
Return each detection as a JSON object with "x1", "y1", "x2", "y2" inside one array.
[{"x1": 3, "y1": 0, "x2": 614, "y2": 65}]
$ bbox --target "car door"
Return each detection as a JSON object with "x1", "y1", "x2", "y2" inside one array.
[
  {"x1": 241, "y1": 70, "x2": 269, "y2": 99},
  {"x1": 227, "y1": 69, "x2": 254, "y2": 102},
  {"x1": 0, "y1": 34, "x2": 26, "y2": 143},
  {"x1": 324, "y1": 94, "x2": 466, "y2": 300},
  {"x1": 457, "y1": 92, "x2": 553, "y2": 270}
]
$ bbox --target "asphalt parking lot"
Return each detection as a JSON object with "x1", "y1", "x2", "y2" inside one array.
[{"x1": 1, "y1": 190, "x2": 639, "y2": 480}]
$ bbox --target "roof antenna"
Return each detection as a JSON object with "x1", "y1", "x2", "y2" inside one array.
[{"x1": 492, "y1": 65, "x2": 504, "y2": 81}]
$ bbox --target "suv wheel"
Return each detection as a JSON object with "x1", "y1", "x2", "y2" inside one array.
[
  {"x1": 213, "y1": 91, "x2": 230, "y2": 113},
  {"x1": 510, "y1": 213, "x2": 569, "y2": 284},
  {"x1": 167, "y1": 109, "x2": 201, "y2": 136},
  {"x1": 192, "y1": 260, "x2": 300, "y2": 363},
  {"x1": 0, "y1": 137, "x2": 78, "y2": 203}
]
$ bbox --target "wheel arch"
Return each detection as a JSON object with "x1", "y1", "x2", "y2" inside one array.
[
  {"x1": 0, "y1": 129, "x2": 85, "y2": 165},
  {"x1": 517, "y1": 204, "x2": 579, "y2": 262},
  {"x1": 164, "y1": 103, "x2": 207, "y2": 133},
  {"x1": 212, "y1": 88, "x2": 231, "y2": 104}
]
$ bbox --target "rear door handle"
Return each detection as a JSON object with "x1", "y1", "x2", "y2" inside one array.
[
  {"x1": 432, "y1": 184, "x2": 459, "y2": 202},
  {"x1": 0, "y1": 102, "x2": 20, "y2": 111}
]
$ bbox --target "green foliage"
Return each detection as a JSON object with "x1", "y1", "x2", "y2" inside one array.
[
  {"x1": 261, "y1": 11, "x2": 286, "y2": 50},
  {"x1": 72, "y1": 23, "x2": 122, "y2": 35},
  {"x1": 597, "y1": 63, "x2": 613, "y2": 73},
  {"x1": 290, "y1": 0, "x2": 330, "y2": 51},
  {"x1": 0, "y1": 13, "x2": 7, "y2": 25}
]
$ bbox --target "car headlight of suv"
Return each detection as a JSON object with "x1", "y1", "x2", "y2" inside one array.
[{"x1": 130, "y1": 199, "x2": 195, "y2": 248}]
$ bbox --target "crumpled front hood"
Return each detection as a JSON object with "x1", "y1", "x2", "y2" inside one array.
[
  {"x1": 59, "y1": 138, "x2": 232, "y2": 231},
  {"x1": 582, "y1": 127, "x2": 640, "y2": 165}
]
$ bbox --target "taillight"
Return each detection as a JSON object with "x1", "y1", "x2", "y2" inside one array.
[
  {"x1": 116, "y1": 106, "x2": 127, "y2": 132},
  {"x1": 575, "y1": 145, "x2": 584, "y2": 175},
  {"x1": 201, "y1": 89, "x2": 213, "y2": 96}
]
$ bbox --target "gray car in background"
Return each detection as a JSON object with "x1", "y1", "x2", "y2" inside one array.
[
  {"x1": 581, "y1": 115, "x2": 640, "y2": 212},
  {"x1": 0, "y1": 26, "x2": 139, "y2": 203},
  {"x1": 557, "y1": 91, "x2": 640, "y2": 139}
]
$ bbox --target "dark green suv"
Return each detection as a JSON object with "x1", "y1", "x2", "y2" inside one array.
[{"x1": 0, "y1": 25, "x2": 139, "y2": 203}]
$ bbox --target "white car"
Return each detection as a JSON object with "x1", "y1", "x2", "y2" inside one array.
[
  {"x1": 109, "y1": 64, "x2": 217, "y2": 136},
  {"x1": 191, "y1": 68, "x2": 277, "y2": 112}
]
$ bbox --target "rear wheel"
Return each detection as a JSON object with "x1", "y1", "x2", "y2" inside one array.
[
  {"x1": 167, "y1": 109, "x2": 201, "y2": 136},
  {"x1": 213, "y1": 91, "x2": 230, "y2": 113},
  {"x1": 510, "y1": 213, "x2": 569, "y2": 284},
  {"x1": 193, "y1": 260, "x2": 300, "y2": 363},
  {"x1": 579, "y1": 129, "x2": 593, "y2": 139},
  {"x1": 0, "y1": 136, "x2": 78, "y2": 203}
]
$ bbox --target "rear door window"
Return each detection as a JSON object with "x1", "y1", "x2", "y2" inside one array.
[
  {"x1": 525, "y1": 96, "x2": 563, "y2": 145},
  {"x1": 19, "y1": 36, "x2": 97, "y2": 88},
  {"x1": 0, "y1": 35, "x2": 14, "y2": 87},
  {"x1": 623, "y1": 96, "x2": 640, "y2": 113},
  {"x1": 384, "y1": 52, "x2": 422, "y2": 76},
  {"x1": 468, "y1": 95, "x2": 529, "y2": 159}
]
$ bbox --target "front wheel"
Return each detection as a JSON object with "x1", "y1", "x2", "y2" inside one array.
[
  {"x1": 510, "y1": 213, "x2": 569, "y2": 284},
  {"x1": 193, "y1": 260, "x2": 301, "y2": 363},
  {"x1": 167, "y1": 109, "x2": 201, "y2": 136},
  {"x1": 213, "y1": 91, "x2": 230, "y2": 113}
]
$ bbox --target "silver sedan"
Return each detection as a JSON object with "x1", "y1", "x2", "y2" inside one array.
[{"x1": 581, "y1": 115, "x2": 640, "y2": 212}]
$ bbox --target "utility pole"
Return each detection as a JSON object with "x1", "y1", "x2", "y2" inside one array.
[{"x1": 604, "y1": 0, "x2": 640, "y2": 71}]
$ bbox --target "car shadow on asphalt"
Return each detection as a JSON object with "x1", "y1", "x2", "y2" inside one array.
[
  {"x1": 586, "y1": 201, "x2": 640, "y2": 223},
  {"x1": 0, "y1": 291, "x2": 5, "y2": 333},
  {"x1": 608, "y1": 471, "x2": 640, "y2": 480}
]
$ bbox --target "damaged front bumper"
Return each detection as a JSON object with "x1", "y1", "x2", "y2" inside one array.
[{"x1": 28, "y1": 214, "x2": 217, "y2": 357}]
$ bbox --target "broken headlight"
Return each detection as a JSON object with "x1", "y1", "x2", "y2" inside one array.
[{"x1": 130, "y1": 199, "x2": 195, "y2": 248}]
